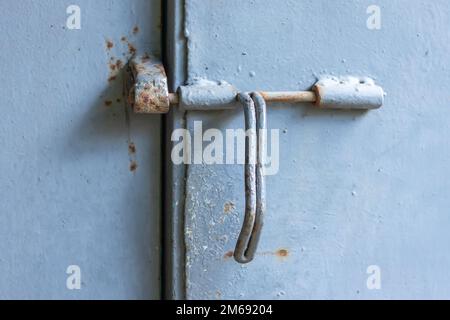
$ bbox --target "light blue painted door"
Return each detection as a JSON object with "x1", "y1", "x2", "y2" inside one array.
[
  {"x1": 0, "y1": 0, "x2": 162, "y2": 299},
  {"x1": 182, "y1": 0, "x2": 450, "y2": 299}
]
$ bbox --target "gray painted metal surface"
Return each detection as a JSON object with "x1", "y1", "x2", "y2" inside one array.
[
  {"x1": 183, "y1": 0, "x2": 450, "y2": 299},
  {"x1": 0, "y1": 0, "x2": 162, "y2": 299}
]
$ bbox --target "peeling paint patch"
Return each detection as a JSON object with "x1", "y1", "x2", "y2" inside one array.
[
  {"x1": 105, "y1": 31, "x2": 138, "y2": 86},
  {"x1": 102, "y1": 29, "x2": 145, "y2": 174},
  {"x1": 223, "y1": 249, "x2": 289, "y2": 261}
]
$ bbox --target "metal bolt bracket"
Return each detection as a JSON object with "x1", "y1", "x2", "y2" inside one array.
[
  {"x1": 234, "y1": 92, "x2": 267, "y2": 264},
  {"x1": 178, "y1": 78, "x2": 239, "y2": 111}
]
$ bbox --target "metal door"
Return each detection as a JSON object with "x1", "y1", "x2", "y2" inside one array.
[
  {"x1": 165, "y1": 0, "x2": 450, "y2": 299},
  {"x1": 0, "y1": 0, "x2": 162, "y2": 299}
]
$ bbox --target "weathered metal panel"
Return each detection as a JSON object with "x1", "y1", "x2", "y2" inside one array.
[
  {"x1": 183, "y1": 0, "x2": 450, "y2": 299},
  {"x1": 0, "y1": 0, "x2": 162, "y2": 299}
]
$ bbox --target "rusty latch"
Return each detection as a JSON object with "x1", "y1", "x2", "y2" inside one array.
[
  {"x1": 127, "y1": 55, "x2": 170, "y2": 114},
  {"x1": 127, "y1": 54, "x2": 385, "y2": 264}
]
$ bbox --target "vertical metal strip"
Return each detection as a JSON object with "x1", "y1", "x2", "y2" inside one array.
[
  {"x1": 247, "y1": 92, "x2": 266, "y2": 257},
  {"x1": 163, "y1": 0, "x2": 187, "y2": 300}
]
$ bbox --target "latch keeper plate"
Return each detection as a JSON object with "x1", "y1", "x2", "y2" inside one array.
[{"x1": 127, "y1": 54, "x2": 170, "y2": 114}]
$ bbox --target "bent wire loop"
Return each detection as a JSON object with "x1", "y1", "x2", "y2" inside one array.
[{"x1": 234, "y1": 92, "x2": 267, "y2": 264}]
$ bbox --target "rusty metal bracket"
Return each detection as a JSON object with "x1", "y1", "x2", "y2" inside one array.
[
  {"x1": 127, "y1": 54, "x2": 170, "y2": 114},
  {"x1": 126, "y1": 60, "x2": 385, "y2": 114}
]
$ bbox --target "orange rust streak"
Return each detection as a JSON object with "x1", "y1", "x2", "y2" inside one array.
[
  {"x1": 128, "y1": 43, "x2": 137, "y2": 55},
  {"x1": 128, "y1": 142, "x2": 137, "y2": 155},
  {"x1": 260, "y1": 91, "x2": 317, "y2": 103},
  {"x1": 276, "y1": 249, "x2": 289, "y2": 257},
  {"x1": 130, "y1": 161, "x2": 138, "y2": 172},
  {"x1": 106, "y1": 40, "x2": 114, "y2": 50}
]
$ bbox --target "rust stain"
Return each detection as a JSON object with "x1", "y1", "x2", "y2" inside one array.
[
  {"x1": 115, "y1": 59, "x2": 123, "y2": 69},
  {"x1": 108, "y1": 75, "x2": 117, "y2": 82},
  {"x1": 276, "y1": 249, "x2": 289, "y2": 258},
  {"x1": 223, "y1": 251, "x2": 234, "y2": 259},
  {"x1": 104, "y1": 100, "x2": 113, "y2": 107},
  {"x1": 223, "y1": 202, "x2": 236, "y2": 214},
  {"x1": 128, "y1": 142, "x2": 137, "y2": 155},
  {"x1": 109, "y1": 63, "x2": 116, "y2": 71},
  {"x1": 106, "y1": 40, "x2": 114, "y2": 50},
  {"x1": 260, "y1": 91, "x2": 316, "y2": 104},
  {"x1": 128, "y1": 43, "x2": 137, "y2": 55},
  {"x1": 133, "y1": 26, "x2": 139, "y2": 35},
  {"x1": 142, "y1": 93, "x2": 150, "y2": 104},
  {"x1": 130, "y1": 161, "x2": 138, "y2": 172}
]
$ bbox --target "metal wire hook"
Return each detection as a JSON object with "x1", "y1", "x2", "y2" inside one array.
[{"x1": 234, "y1": 92, "x2": 267, "y2": 264}]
